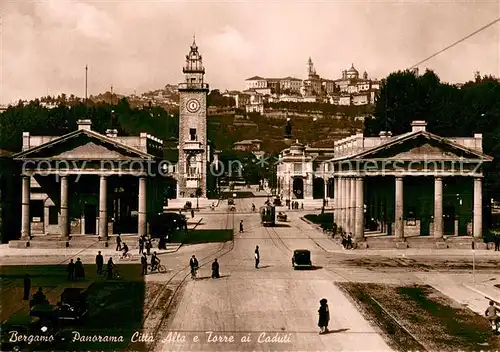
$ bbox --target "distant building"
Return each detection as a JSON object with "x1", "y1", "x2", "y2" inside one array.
[{"x1": 233, "y1": 139, "x2": 262, "y2": 152}]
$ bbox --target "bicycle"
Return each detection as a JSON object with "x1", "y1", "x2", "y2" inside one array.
[
  {"x1": 100, "y1": 269, "x2": 122, "y2": 280},
  {"x1": 191, "y1": 267, "x2": 198, "y2": 280},
  {"x1": 147, "y1": 263, "x2": 166, "y2": 274},
  {"x1": 121, "y1": 252, "x2": 132, "y2": 260}
]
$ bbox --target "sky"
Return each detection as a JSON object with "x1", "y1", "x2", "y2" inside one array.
[{"x1": 2, "y1": 0, "x2": 499, "y2": 104}]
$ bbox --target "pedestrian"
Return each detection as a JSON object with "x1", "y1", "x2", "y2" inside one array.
[
  {"x1": 485, "y1": 300, "x2": 500, "y2": 333},
  {"x1": 318, "y1": 298, "x2": 330, "y2": 334},
  {"x1": 494, "y1": 233, "x2": 500, "y2": 251},
  {"x1": 190, "y1": 255, "x2": 199, "y2": 279},
  {"x1": 255, "y1": 245, "x2": 260, "y2": 268},
  {"x1": 146, "y1": 238, "x2": 152, "y2": 255},
  {"x1": 75, "y1": 258, "x2": 85, "y2": 280},
  {"x1": 191, "y1": 209, "x2": 195, "y2": 218},
  {"x1": 67, "y1": 259, "x2": 75, "y2": 281},
  {"x1": 239, "y1": 220, "x2": 244, "y2": 233},
  {"x1": 96, "y1": 251, "x2": 104, "y2": 275},
  {"x1": 116, "y1": 234, "x2": 122, "y2": 251},
  {"x1": 211, "y1": 259, "x2": 220, "y2": 279},
  {"x1": 107, "y1": 257, "x2": 115, "y2": 280},
  {"x1": 139, "y1": 236, "x2": 144, "y2": 254},
  {"x1": 347, "y1": 233, "x2": 353, "y2": 249},
  {"x1": 141, "y1": 253, "x2": 148, "y2": 276},
  {"x1": 23, "y1": 274, "x2": 31, "y2": 300},
  {"x1": 301, "y1": 202, "x2": 304, "y2": 210}
]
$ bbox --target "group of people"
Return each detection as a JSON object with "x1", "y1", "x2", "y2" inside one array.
[
  {"x1": 341, "y1": 232, "x2": 353, "y2": 250},
  {"x1": 141, "y1": 251, "x2": 161, "y2": 275},
  {"x1": 67, "y1": 258, "x2": 86, "y2": 280},
  {"x1": 95, "y1": 251, "x2": 117, "y2": 279},
  {"x1": 188, "y1": 255, "x2": 220, "y2": 279},
  {"x1": 289, "y1": 201, "x2": 303, "y2": 210}
]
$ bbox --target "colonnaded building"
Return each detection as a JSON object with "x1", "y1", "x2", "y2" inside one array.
[
  {"x1": 9, "y1": 40, "x2": 216, "y2": 247},
  {"x1": 276, "y1": 121, "x2": 493, "y2": 248}
]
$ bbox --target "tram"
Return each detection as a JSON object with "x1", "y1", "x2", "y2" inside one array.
[{"x1": 260, "y1": 204, "x2": 276, "y2": 227}]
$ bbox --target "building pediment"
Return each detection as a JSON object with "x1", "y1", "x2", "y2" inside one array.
[
  {"x1": 13, "y1": 130, "x2": 153, "y2": 161},
  {"x1": 354, "y1": 132, "x2": 493, "y2": 162}
]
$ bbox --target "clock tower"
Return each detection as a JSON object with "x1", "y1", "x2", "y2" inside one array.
[{"x1": 177, "y1": 38, "x2": 210, "y2": 199}]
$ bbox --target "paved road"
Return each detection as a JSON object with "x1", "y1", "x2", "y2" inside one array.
[{"x1": 153, "y1": 197, "x2": 392, "y2": 351}]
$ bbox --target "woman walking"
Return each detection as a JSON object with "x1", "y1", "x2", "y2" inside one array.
[{"x1": 318, "y1": 298, "x2": 330, "y2": 334}]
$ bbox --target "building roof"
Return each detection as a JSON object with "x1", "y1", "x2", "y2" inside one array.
[{"x1": 246, "y1": 76, "x2": 266, "y2": 81}]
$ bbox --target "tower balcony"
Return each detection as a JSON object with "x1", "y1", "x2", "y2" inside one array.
[
  {"x1": 178, "y1": 82, "x2": 210, "y2": 90},
  {"x1": 183, "y1": 141, "x2": 205, "y2": 152}
]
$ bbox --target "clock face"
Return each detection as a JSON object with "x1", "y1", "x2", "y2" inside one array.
[{"x1": 186, "y1": 98, "x2": 201, "y2": 113}]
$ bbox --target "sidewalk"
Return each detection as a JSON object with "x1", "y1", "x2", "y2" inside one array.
[{"x1": 0, "y1": 242, "x2": 182, "y2": 262}]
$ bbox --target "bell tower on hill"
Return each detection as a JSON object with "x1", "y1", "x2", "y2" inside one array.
[{"x1": 177, "y1": 38, "x2": 210, "y2": 199}]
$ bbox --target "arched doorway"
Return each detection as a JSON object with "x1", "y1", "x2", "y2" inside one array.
[
  {"x1": 313, "y1": 177, "x2": 324, "y2": 199},
  {"x1": 292, "y1": 177, "x2": 304, "y2": 199}
]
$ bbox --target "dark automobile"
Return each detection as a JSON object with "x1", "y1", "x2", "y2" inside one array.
[
  {"x1": 150, "y1": 212, "x2": 187, "y2": 238},
  {"x1": 273, "y1": 197, "x2": 282, "y2": 206},
  {"x1": 55, "y1": 288, "x2": 89, "y2": 324},
  {"x1": 1, "y1": 314, "x2": 57, "y2": 351},
  {"x1": 292, "y1": 249, "x2": 312, "y2": 269}
]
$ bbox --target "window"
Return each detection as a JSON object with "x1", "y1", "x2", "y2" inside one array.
[{"x1": 190, "y1": 128, "x2": 197, "y2": 141}]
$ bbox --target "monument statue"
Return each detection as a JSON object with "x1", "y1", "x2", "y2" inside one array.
[{"x1": 285, "y1": 120, "x2": 292, "y2": 137}]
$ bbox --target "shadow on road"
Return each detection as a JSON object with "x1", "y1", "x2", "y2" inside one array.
[
  {"x1": 195, "y1": 275, "x2": 231, "y2": 281},
  {"x1": 258, "y1": 265, "x2": 272, "y2": 269},
  {"x1": 273, "y1": 223, "x2": 291, "y2": 228},
  {"x1": 322, "y1": 328, "x2": 350, "y2": 335}
]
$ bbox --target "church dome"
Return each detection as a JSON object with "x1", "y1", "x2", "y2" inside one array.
[
  {"x1": 290, "y1": 140, "x2": 305, "y2": 154},
  {"x1": 347, "y1": 64, "x2": 358, "y2": 75}
]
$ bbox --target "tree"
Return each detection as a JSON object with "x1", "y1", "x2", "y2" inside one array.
[{"x1": 365, "y1": 69, "x2": 500, "y2": 204}]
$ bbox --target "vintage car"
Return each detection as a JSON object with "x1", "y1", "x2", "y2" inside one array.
[
  {"x1": 292, "y1": 249, "x2": 312, "y2": 269},
  {"x1": 55, "y1": 288, "x2": 89, "y2": 324},
  {"x1": 273, "y1": 197, "x2": 282, "y2": 206},
  {"x1": 277, "y1": 212, "x2": 287, "y2": 222}
]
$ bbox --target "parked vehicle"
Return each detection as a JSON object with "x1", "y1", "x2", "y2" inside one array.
[
  {"x1": 292, "y1": 249, "x2": 312, "y2": 269},
  {"x1": 273, "y1": 197, "x2": 282, "y2": 206},
  {"x1": 277, "y1": 212, "x2": 287, "y2": 222},
  {"x1": 150, "y1": 212, "x2": 187, "y2": 238},
  {"x1": 55, "y1": 288, "x2": 89, "y2": 324}
]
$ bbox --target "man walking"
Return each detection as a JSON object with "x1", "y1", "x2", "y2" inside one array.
[
  {"x1": 96, "y1": 251, "x2": 104, "y2": 275},
  {"x1": 239, "y1": 220, "x2": 244, "y2": 233},
  {"x1": 141, "y1": 253, "x2": 148, "y2": 276},
  {"x1": 116, "y1": 234, "x2": 122, "y2": 251},
  {"x1": 67, "y1": 259, "x2": 75, "y2": 281},
  {"x1": 255, "y1": 245, "x2": 260, "y2": 269},
  {"x1": 139, "y1": 236, "x2": 144, "y2": 254},
  {"x1": 318, "y1": 298, "x2": 330, "y2": 334},
  {"x1": 494, "y1": 233, "x2": 499, "y2": 251},
  {"x1": 190, "y1": 255, "x2": 199, "y2": 279}
]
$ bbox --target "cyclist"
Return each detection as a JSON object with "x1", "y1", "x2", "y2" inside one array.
[
  {"x1": 189, "y1": 255, "x2": 199, "y2": 279},
  {"x1": 122, "y1": 243, "x2": 129, "y2": 258},
  {"x1": 151, "y1": 252, "x2": 160, "y2": 272}
]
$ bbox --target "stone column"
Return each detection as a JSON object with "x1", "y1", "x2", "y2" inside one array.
[
  {"x1": 473, "y1": 177, "x2": 482, "y2": 239},
  {"x1": 349, "y1": 178, "x2": 356, "y2": 235},
  {"x1": 21, "y1": 176, "x2": 31, "y2": 240},
  {"x1": 333, "y1": 178, "x2": 339, "y2": 224},
  {"x1": 338, "y1": 178, "x2": 343, "y2": 229},
  {"x1": 355, "y1": 177, "x2": 365, "y2": 241},
  {"x1": 344, "y1": 178, "x2": 348, "y2": 231},
  {"x1": 138, "y1": 177, "x2": 147, "y2": 237},
  {"x1": 341, "y1": 178, "x2": 346, "y2": 231},
  {"x1": 324, "y1": 180, "x2": 328, "y2": 200},
  {"x1": 60, "y1": 176, "x2": 69, "y2": 239},
  {"x1": 394, "y1": 176, "x2": 404, "y2": 239},
  {"x1": 433, "y1": 177, "x2": 443, "y2": 239},
  {"x1": 99, "y1": 176, "x2": 108, "y2": 240}
]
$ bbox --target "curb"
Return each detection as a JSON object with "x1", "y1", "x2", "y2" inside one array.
[{"x1": 463, "y1": 284, "x2": 500, "y2": 305}]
